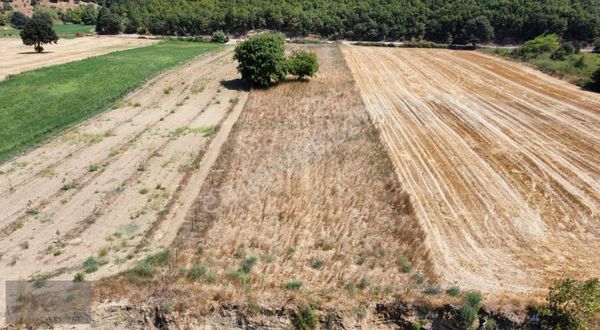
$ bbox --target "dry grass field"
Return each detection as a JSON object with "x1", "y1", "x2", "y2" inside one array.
[
  {"x1": 0, "y1": 37, "x2": 157, "y2": 80},
  {"x1": 342, "y1": 46, "x2": 600, "y2": 303},
  {"x1": 95, "y1": 44, "x2": 433, "y2": 325},
  {"x1": 0, "y1": 48, "x2": 248, "y2": 324}
]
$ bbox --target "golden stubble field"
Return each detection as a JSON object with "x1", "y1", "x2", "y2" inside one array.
[{"x1": 342, "y1": 45, "x2": 600, "y2": 304}]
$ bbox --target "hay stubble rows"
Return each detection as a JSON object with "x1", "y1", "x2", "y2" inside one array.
[{"x1": 343, "y1": 46, "x2": 600, "y2": 302}]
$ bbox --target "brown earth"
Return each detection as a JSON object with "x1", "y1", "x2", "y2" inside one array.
[
  {"x1": 342, "y1": 46, "x2": 600, "y2": 304},
  {"x1": 0, "y1": 37, "x2": 157, "y2": 80},
  {"x1": 0, "y1": 47, "x2": 249, "y2": 324}
]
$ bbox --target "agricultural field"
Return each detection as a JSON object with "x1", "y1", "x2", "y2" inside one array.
[
  {"x1": 92, "y1": 44, "x2": 431, "y2": 326},
  {"x1": 0, "y1": 45, "x2": 247, "y2": 325},
  {"x1": 0, "y1": 40, "x2": 221, "y2": 163},
  {"x1": 342, "y1": 46, "x2": 600, "y2": 303},
  {"x1": 0, "y1": 36, "x2": 157, "y2": 81}
]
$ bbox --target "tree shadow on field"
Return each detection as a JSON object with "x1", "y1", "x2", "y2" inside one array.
[
  {"x1": 18, "y1": 51, "x2": 54, "y2": 55},
  {"x1": 220, "y1": 79, "x2": 250, "y2": 92}
]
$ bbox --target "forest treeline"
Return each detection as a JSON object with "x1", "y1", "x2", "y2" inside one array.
[{"x1": 99, "y1": 0, "x2": 600, "y2": 43}]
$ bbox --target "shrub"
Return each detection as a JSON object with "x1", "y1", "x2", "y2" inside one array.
[
  {"x1": 459, "y1": 303, "x2": 478, "y2": 326},
  {"x1": 446, "y1": 286, "x2": 461, "y2": 297},
  {"x1": 286, "y1": 50, "x2": 319, "y2": 79},
  {"x1": 423, "y1": 284, "x2": 439, "y2": 295},
  {"x1": 211, "y1": 30, "x2": 228, "y2": 43},
  {"x1": 0, "y1": 14, "x2": 8, "y2": 26},
  {"x1": 593, "y1": 38, "x2": 600, "y2": 53},
  {"x1": 550, "y1": 47, "x2": 567, "y2": 60},
  {"x1": 544, "y1": 278, "x2": 600, "y2": 329},
  {"x1": 292, "y1": 306, "x2": 317, "y2": 330},
  {"x1": 83, "y1": 256, "x2": 101, "y2": 273},
  {"x1": 10, "y1": 11, "x2": 29, "y2": 29},
  {"x1": 241, "y1": 255, "x2": 258, "y2": 273},
  {"x1": 188, "y1": 264, "x2": 208, "y2": 280},
  {"x1": 311, "y1": 259, "x2": 324, "y2": 270},
  {"x1": 73, "y1": 272, "x2": 84, "y2": 282},
  {"x1": 396, "y1": 256, "x2": 412, "y2": 273},
  {"x1": 284, "y1": 280, "x2": 303, "y2": 290},
  {"x1": 234, "y1": 33, "x2": 287, "y2": 87},
  {"x1": 592, "y1": 68, "x2": 600, "y2": 91},
  {"x1": 96, "y1": 8, "x2": 121, "y2": 35},
  {"x1": 519, "y1": 34, "x2": 560, "y2": 57},
  {"x1": 466, "y1": 291, "x2": 483, "y2": 309}
]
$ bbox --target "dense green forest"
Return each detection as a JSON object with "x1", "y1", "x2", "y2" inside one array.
[{"x1": 97, "y1": 0, "x2": 600, "y2": 43}]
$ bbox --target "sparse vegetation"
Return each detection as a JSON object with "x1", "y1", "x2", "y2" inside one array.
[
  {"x1": 292, "y1": 306, "x2": 318, "y2": 330},
  {"x1": 284, "y1": 280, "x2": 303, "y2": 290},
  {"x1": 542, "y1": 278, "x2": 600, "y2": 330}
]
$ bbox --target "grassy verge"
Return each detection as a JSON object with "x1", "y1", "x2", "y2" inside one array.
[
  {"x1": 0, "y1": 40, "x2": 222, "y2": 163},
  {"x1": 481, "y1": 48, "x2": 600, "y2": 88},
  {"x1": 1, "y1": 24, "x2": 95, "y2": 38}
]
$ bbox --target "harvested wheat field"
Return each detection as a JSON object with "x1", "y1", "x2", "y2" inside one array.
[
  {"x1": 0, "y1": 37, "x2": 157, "y2": 80},
  {"x1": 342, "y1": 46, "x2": 600, "y2": 302},
  {"x1": 95, "y1": 44, "x2": 430, "y2": 325},
  {"x1": 0, "y1": 47, "x2": 248, "y2": 323}
]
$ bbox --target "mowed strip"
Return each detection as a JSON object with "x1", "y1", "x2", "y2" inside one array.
[
  {"x1": 0, "y1": 47, "x2": 247, "y2": 323},
  {"x1": 342, "y1": 46, "x2": 600, "y2": 300},
  {"x1": 0, "y1": 36, "x2": 156, "y2": 80},
  {"x1": 0, "y1": 40, "x2": 219, "y2": 163}
]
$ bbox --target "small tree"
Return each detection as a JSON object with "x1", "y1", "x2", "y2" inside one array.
[
  {"x1": 461, "y1": 15, "x2": 494, "y2": 47},
  {"x1": 10, "y1": 11, "x2": 29, "y2": 29},
  {"x1": 234, "y1": 33, "x2": 287, "y2": 88},
  {"x1": 286, "y1": 50, "x2": 319, "y2": 79},
  {"x1": 20, "y1": 12, "x2": 58, "y2": 52},
  {"x1": 96, "y1": 7, "x2": 121, "y2": 35},
  {"x1": 211, "y1": 30, "x2": 229, "y2": 43}
]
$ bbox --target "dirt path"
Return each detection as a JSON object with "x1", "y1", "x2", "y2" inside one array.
[
  {"x1": 0, "y1": 37, "x2": 157, "y2": 80},
  {"x1": 0, "y1": 47, "x2": 248, "y2": 324},
  {"x1": 342, "y1": 46, "x2": 600, "y2": 301}
]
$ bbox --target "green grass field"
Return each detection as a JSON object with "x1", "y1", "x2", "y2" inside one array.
[
  {"x1": 481, "y1": 48, "x2": 600, "y2": 88},
  {"x1": 0, "y1": 41, "x2": 222, "y2": 163},
  {"x1": 1, "y1": 24, "x2": 95, "y2": 38}
]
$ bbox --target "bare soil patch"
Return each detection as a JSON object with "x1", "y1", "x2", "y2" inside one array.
[{"x1": 342, "y1": 46, "x2": 600, "y2": 304}]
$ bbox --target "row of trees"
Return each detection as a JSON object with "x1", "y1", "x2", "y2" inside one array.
[{"x1": 93, "y1": 0, "x2": 599, "y2": 43}]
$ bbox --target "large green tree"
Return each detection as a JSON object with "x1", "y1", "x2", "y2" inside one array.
[
  {"x1": 20, "y1": 12, "x2": 58, "y2": 53},
  {"x1": 234, "y1": 33, "x2": 287, "y2": 88}
]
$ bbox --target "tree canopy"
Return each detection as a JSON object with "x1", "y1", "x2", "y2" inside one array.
[
  {"x1": 20, "y1": 12, "x2": 58, "y2": 53},
  {"x1": 102, "y1": 0, "x2": 600, "y2": 43}
]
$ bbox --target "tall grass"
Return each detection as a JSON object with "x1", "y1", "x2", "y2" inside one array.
[{"x1": 0, "y1": 41, "x2": 222, "y2": 163}]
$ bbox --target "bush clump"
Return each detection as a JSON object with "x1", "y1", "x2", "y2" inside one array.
[
  {"x1": 542, "y1": 278, "x2": 600, "y2": 329},
  {"x1": 234, "y1": 33, "x2": 287, "y2": 88},
  {"x1": 514, "y1": 34, "x2": 560, "y2": 58},
  {"x1": 592, "y1": 38, "x2": 600, "y2": 53},
  {"x1": 10, "y1": 11, "x2": 29, "y2": 29},
  {"x1": 286, "y1": 50, "x2": 319, "y2": 79},
  {"x1": 592, "y1": 68, "x2": 600, "y2": 91},
  {"x1": 292, "y1": 306, "x2": 317, "y2": 330},
  {"x1": 211, "y1": 30, "x2": 229, "y2": 43},
  {"x1": 234, "y1": 33, "x2": 319, "y2": 88}
]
